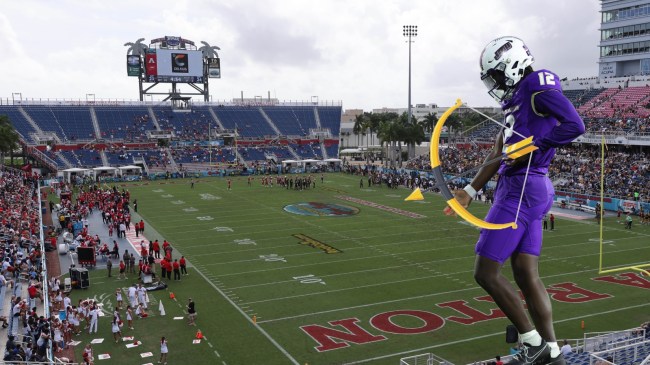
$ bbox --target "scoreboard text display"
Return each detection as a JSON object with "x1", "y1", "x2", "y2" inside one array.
[{"x1": 145, "y1": 49, "x2": 204, "y2": 83}]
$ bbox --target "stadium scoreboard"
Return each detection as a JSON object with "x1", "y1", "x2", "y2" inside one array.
[
  {"x1": 125, "y1": 35, "x2": 219, "y2": 102},
  {"x1": 144, "y1": 49, "x2": 204, "y2": 83}
]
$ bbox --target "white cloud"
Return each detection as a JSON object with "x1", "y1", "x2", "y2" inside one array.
[{"x1": 0, "y1": 0, "x2": 602, "y2": 109}]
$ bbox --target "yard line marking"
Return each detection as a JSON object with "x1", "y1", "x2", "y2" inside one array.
[
  {"x1": 200, "y1": 234, "x2": 477, "y2": 262},
  {"x1": 256, "y1": 259, "x2": 648, "y2": 324},
  {"x1": 240, "y1": 272, "x2": 459, "y2": 305},
  {"x1": 343, "y1": 302, "x2": 650, "y2": 364},
  {"x1": 191, "y1": 254, "x2": 300, "y2": 364},
  {"x1": 228, "y1": 264, "x2": 423, "y2": 289},
  {"x1": 210, "y1": 232, "x2": 648, "y2": 277},
  {"x1": 214, "y1": 349, "x2": 219, "y2": 356}
]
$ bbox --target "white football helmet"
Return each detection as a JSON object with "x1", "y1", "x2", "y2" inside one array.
[{"x1": 480, "y1": 36, "x2": 534, "y2": 102}]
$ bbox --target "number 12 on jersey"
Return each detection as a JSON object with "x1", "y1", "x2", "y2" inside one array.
[{"x1": 538, "y1": 71, "x2": 556, "y2": 86}]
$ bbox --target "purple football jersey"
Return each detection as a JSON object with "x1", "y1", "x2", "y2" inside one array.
[{"x1": 498, "y1": 69, "x2": 585, "y2": 176}]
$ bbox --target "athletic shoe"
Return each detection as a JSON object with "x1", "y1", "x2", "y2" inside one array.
[
  {"x1": 506, "y1": 341, "x2": 550, "y2": 365},
  {"x1": 547, "y1": 353, "x2": 566, "y2": 365}
]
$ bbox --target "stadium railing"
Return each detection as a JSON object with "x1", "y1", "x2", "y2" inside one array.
[
  {"x1": 400, "y1": 352, "x2": 453, "y2": 365},
  {"x1": 589, "y1": 339, "x2": 650, "y2": 365}
]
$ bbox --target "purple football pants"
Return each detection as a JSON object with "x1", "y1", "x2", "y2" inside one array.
[{"x1": 475, "y1": 174, "x2": 554, "y2": 264}]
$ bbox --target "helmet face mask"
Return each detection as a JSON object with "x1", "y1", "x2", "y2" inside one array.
[{"x1": 480, "y1": 36, "x2": 534, "y2": 102}]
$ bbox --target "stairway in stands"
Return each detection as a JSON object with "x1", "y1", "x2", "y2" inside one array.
[{"x1": 258, "y1": 108, "x2": 282, "y2": 136}]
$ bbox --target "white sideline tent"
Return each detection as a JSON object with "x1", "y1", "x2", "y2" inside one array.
[
  {"x1": 60, "y1": 167, "x2": 90, "y2": 183},
  {"x1": 322, "y1": 158, "x2": 342, "y2": 167},
  {"x1": 302, "y1": 159, "x2": 319, "y2": 167},
  {"x1": 282, "y1": 159, "x2": 300, "y2": 168},
  {"x1": 92, "y1": 166, "x2": 118, "y2": 179},
  {"x1": 118, "y1": 165, "x2": 143, "y2": 176}
]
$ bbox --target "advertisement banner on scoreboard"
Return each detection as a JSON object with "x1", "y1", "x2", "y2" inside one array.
[
  {"x1": 145, "y1": 53, "x2": 158, "y2": 77},
  {"x1": 126, "y1": 55, "x2": 141, "y2": 77},
  {"x1": 208, "y1": 57, "x2": 221, "y2": 78},
  {"x1": 156, "y1": 49, "x2": 202, "y2": 77}
]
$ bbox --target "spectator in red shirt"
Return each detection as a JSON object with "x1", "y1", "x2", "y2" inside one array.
[
  {"x1": 179, "y1": 256, "x2": 187, "y2": 276},
  {"x1": 152, "y1": 240, "x2": 160, "y2": 259},
  {"x1": 165, "y1": 260, "x2": 173, "y2": 280},
  {"x1": 173, "y1": 260, "x2": 180, "y2": 280},
  {"x1": 160, "y1": 258, "x2": 167, "y2": 279},
  {"x1": 118, "y1": 260, "x2": 127, "y2": 280}
]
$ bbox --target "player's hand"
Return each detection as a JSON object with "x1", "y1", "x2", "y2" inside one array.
[{"x1": 443, "y1": 189, "x2": 472, "y2": 216}]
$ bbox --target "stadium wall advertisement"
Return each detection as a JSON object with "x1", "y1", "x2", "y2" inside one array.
[{"x1": 301, "y1": 272, "x2": 650, "y2": 352}]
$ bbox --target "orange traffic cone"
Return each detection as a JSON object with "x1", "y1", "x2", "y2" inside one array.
[
  {"x1": 196, "y1": 330, "x2": 203, "y2": 339},
  {"x1": 169, "y1": 292, "x2": 175, "y2": 300}
]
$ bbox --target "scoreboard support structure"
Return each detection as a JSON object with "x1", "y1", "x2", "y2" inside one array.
[{"x1": 125, "y1": 36, "x2": 220, "y2": 103}]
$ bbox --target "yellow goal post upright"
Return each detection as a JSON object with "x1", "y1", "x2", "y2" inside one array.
[{"x1": 597, "y1": 135, "x2": 650, "y2": 276}]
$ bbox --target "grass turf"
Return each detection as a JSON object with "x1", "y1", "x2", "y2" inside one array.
[{"x1": 66, "y1": 173, "x2": 650, "y2": 365}]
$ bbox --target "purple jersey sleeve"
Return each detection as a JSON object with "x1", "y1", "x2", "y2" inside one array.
[{"x1": 532, "y1": 90, "x2": 585, "y2": 150}]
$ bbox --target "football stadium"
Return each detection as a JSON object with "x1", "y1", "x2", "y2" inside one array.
[{"x1": 0, "y1": 1, "x2": 649, "y2": 365}]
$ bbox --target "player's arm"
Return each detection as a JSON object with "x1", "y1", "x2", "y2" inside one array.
[
  {"x1": 532, "y1": 90, "x2": 585, "y2": 149},
  {"x1": 467, "y1": 130, "x2": 504, "y2": 193},
  {"x1": 445, "y1": 130, "x2": 503, "y2": 215}
]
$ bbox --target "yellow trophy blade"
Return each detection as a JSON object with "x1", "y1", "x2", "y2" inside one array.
[
  {"x1": 405, "y1": 188, "x2": 424, "y2": 201},
  {"x1": 504, "y1": 136, "x2": 538, "y2": 159}
]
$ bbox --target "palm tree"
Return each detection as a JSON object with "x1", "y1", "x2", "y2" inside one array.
[
  {"x1": 400, "y1": 112, "x2": 421, "y2": 163},
  {"x1": 402, "y1": 122, "x2": 426, "y2": 166},
  {"x1": 124, "y1": 38, "x2": 148, "y2": 56},
  {"x1": 352, "y1": 114, "x2": 366, "y2": 148},
  {"x1": 420, "y1": 112, "x2": 438, "y2": 134},
  {"x1": 367, "y1": 113, "x2": 382, "y2": 148},
  {"x1": 377, "y1": 114, "x2": 402, "y2": 168},
  {"x1": 0, "y1": 115, "x2": 20, "y2": 167},
  {"x1": 198, "y1": 41, "x2": 221, "y2": 58}
]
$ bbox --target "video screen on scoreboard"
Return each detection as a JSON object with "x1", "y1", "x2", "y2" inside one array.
[{"x1": 145, "y1": 49, "x2": 204, "y2": 83}]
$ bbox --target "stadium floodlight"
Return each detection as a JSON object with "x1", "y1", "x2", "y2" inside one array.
[{"x1": 403, "y1": 25, "x2": 417, "y2": 123}]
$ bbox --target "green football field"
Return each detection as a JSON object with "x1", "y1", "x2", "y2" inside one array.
[{"x1": 70, "y1": 173, "x2": 650, "y2": 365}]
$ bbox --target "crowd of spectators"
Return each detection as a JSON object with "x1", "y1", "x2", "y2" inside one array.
[
  {"x1": 155, "y1": 109, "x2": 213, "y2": 141},
  {"x1": 0, "y1": 168, "x2": 53, "y2": 362},
  {"x1": 398, "y1": 143, "x2": 649, "y2": 203},
  {"x1": 100, "y1": 114, "x2": 151, "y2": 142},
  {"x1": 583, "y1": 117, "x2": 649, "y2": 134},
  {"x1": 550, "y1": 144, "x2": 649, "y2": 200}
]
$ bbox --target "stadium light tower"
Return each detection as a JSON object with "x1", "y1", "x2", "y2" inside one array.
[{"x1": 403, "y1": 25, "x2": 417, "y2": 124}]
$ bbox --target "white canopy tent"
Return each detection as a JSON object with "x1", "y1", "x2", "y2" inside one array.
[
  {"x1": 118, "y1": 165, "x2": 143, "y2": 176},
  {"x1": 60, "y1": 167, "x2": 91, "y2": 183},
  {"x1": 302, "y1": 159, "x2": 319, "y2": 167},
  {"x1": 282, "y1": 159, "x2": 300, "y2": 167},
  {"x1": 92, "y1": 166, "x2": 118, "y2": 179},
  {"x1": 322, "y1": 158, "x2": 342, "y2": 166}
]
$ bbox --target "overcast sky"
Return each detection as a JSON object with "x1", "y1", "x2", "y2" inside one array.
[{"x1": 0, "y1": 0, "x2": 601, "y2": 111}]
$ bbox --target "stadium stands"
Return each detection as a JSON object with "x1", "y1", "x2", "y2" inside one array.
[
  {"x1": 262, "y1": 106, "x2": 318, "y2": 136},
  {"x1": 154, "y1": 106, "x2": 215, "y2": 140},
  {"x1": 93, "y1": 106, "x2": 153, "y2": 141},
  {"x1": 0, "y1": 103, "x2": 341, "y2": 174},
  {"x1": 212, "y1": 107, "x2": 277, "y2": 138},
  {"x1": 23, "y1": 105, "x2": 96, "y2": 142},
  {"x1": 0, "y1": 106, "x2": 40, "y2": 143}
]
